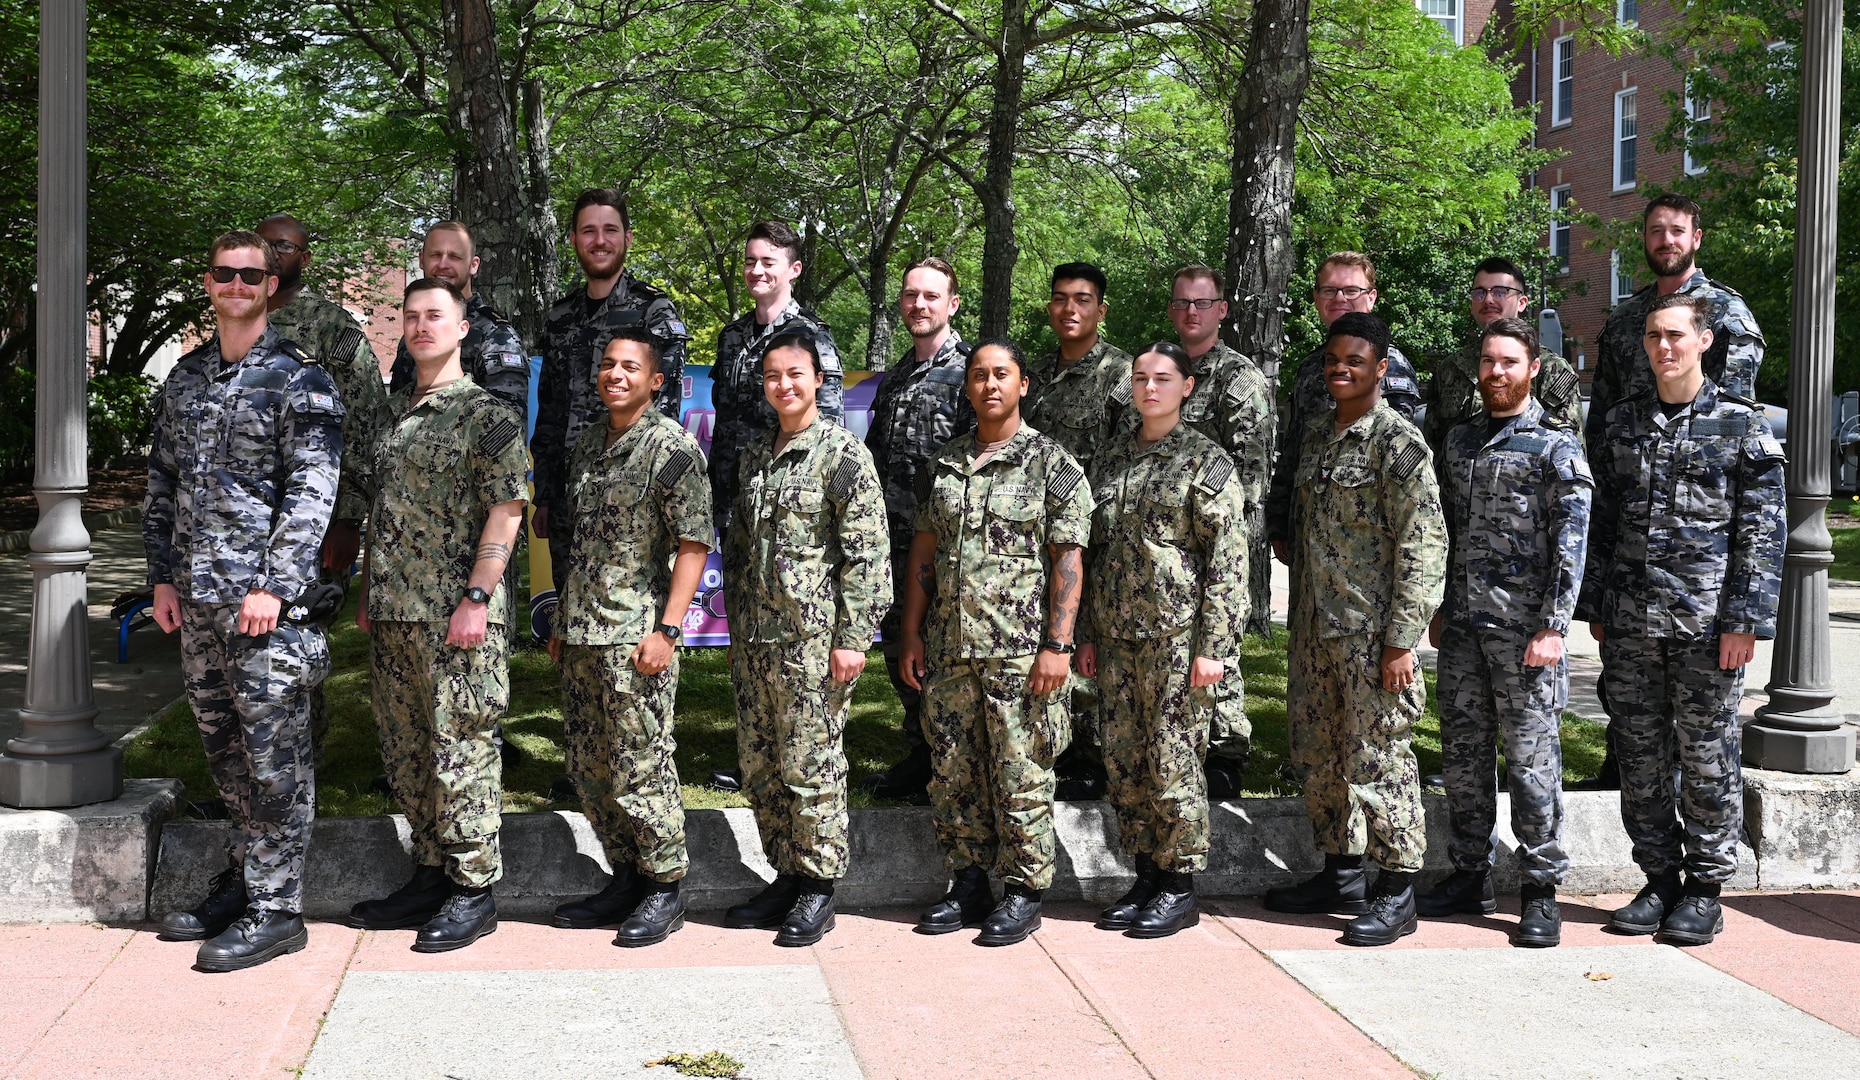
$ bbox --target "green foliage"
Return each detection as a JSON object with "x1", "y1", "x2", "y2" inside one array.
[
  {"x1": 645, "y1": 1051, "x2": 747, "y2": 1079},
  {"x1": 87, "y1": 373, "x2": 155, "y2": 467}
]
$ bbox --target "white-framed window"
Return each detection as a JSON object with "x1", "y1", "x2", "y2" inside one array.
[
  {"x1": 1685, "y1": 86, "x2": 1711, "y2": 175},
  {"x1": 1418, "y1": 0, "x2": 1463, "y2": 44},
  {"x1": 1552, "y1": 37, "x2": 1575, "y2": 126},
  {"x1": 1549, "y1": 186, "x2": 1572, "y2": 271},
  {"x1": 1613, "y1": 88, "x2": 1638, "y2": 191},
  {"x1": 1617, "y1": 0, "x2": 1638, "y2": 25},
  {"x1": 1611, "y1": 249, "x2": 1637, "y2": 305}
]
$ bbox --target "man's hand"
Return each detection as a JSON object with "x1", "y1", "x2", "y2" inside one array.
[
  {"x1": 321, "y1": 520, "x2": 363, "y2": 571},
  {"x1": 530, "y1": 505, "x2": 551, "y2": 540},
  {"x1": 237, "y1": 589, "x2": 283, "y2": 637},
  {"x1": 1524, "y1": 629, "x2": 1565, "y2": 668},
  {"x1": 1031, "y1": 648, "x2": 1071, "y2": 696},
  {"x1": 152, "y1": 583, "x2": 181, "y2": 633},
  {"x1": 548, "y1": 636, "x2": 563, "y2": 664},
  {"x1": 1589, "y1": 622, "x2": 1605, "y2": 643},
  {"x1": 899, "y1": 635, "x2": 927, "y2": 691},
  {"x1": 632, "y1": 631, "x2": 673, "y2": 675},
  {"x1": 830, "y1": 647, "x2": 866, "y2": 683},
  {"x1": 1075, "y1": 642, "x2": 1098, "y2": 678},
  {"x1": 1381, "y1": 645, "x2": 1416, "y2": 693},
  {"x1": 1428, "y1": 611, "x2": 1443, "y2": 649},
  {"x1": 1720, "y1": 631, "x2": 1757, "y2": 670},
  {"x1": 1190, "y1": 656, "x2": 1224, "y2": 688},
  {"x1": 1272, "y1": 539, "x2": 1290, "y2": 566},
  {"x1": 447, "y1": 598, "x2": 489, "y2": 649}
]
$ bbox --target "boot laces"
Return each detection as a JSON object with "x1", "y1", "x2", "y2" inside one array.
[{"x1": 1368, "y1": 891, "x2": 1407, "y2": 919}]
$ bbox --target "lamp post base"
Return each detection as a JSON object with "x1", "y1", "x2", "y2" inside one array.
[
  {"x1": 1743, "y1": 723, "x2": 1854, "y2": 774},
  {"x1": 0, "y1": 747, "x2": 124, "y2": 809}
]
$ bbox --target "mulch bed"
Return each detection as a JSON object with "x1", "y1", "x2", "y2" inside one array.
[{"x1": 0, "y1": 458, "x2": 147, "y2": 533}]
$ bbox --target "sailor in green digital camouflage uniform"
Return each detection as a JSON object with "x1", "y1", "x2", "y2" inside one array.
[
  {"x1": 546, "y1": 328, "x2": 712, "y2": 948},
  {"x1": 1079, "y1": 342, "x2": 1249, "y2": 940},
  {"x1": 348, "y1": 278, "x2": 529, "y2": 953},
  {"x1": 721, "y1": 332, "x2": 891, "y2": 947},
  {"x1": 1262, "y1": 312, "x2": 1447, "y2": 949},
  {"x1": 900, "y1": 339, "x2": 1093, "y2": 947}
]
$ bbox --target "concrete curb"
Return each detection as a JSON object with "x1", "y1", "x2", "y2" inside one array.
[
  {"x1": 0, "y1": 505, "x2": 142, "y2": 554},
  {"x1": 0, "y1": 778, "x2": 181, "y2": 922}
]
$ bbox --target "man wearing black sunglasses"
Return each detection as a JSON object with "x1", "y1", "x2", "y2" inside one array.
[{"x1": 147, "y1": 231, "x2": 345, "y2": 972}]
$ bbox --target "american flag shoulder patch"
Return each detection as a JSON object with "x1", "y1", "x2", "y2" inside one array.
[
  {"x1": 1196, "y1": 455, "x2": 1233, "y2": 494},
  {"x1": 654, "y1": 447, "x2": 696, "y2": 490},
  {"x1": 1048, "y1": 458, "x2": 1084, "y2": 502},
  {"x1": 478, "y1": 417, "x2": 520, "y2": 456},
  {"x1": 827, "y1": 455, "x2": 862, "y2": 502},
  {"x1": 1390, "y1": 441, "x2": 1426, "y2": 481}
]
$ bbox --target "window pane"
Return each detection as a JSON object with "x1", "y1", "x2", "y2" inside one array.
[
  {"x1": 1617, "y1": 92, "x2": 1638, "y2": 187},
  {"x1": 1554, "y1": 39, "x2": 1574, "y2": 122}
]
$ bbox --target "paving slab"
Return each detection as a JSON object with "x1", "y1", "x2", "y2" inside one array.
[
  {"x1": 299, "y1": 965, "x2": 863, "y2": 1080},
  {"x1": 1208, "y1": 894, "x2": 1652, "y2": 953},
  {"x1": 1268, "y1": 944, "x2": 1860, "y2": 1080},
  {"x1": 346, "y1": 912, "x2": 817, "y2": 972},
  {"x1": 1684, "y1": 893, "x2": 1860, "y2": 1039}
]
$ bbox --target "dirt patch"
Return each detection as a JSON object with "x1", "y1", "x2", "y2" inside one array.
[{"x1": 0, "y1": 459, "x2": 147, "y2": 532}]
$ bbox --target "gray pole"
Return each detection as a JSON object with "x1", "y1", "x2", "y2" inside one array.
[
  {"x1": 1744, "y1": 0, "x2": 1852, "y2": 773},
  {"x1": 0, "y1": 0, "x2": 123, "y2": 807}
]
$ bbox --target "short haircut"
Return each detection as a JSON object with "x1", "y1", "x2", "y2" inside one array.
[
  {"x1": 1647, "y1": 293, "x2": 1711, "y2": 336},
  {"x1": 1172, "y1": 264, "x2": 1224, "y2": 294},
  {"x1": 1050, "y1": 262, "x2": 1108, "y2": 301},
  {"x1": 903, "y1": 256, "x2": 959, "y2": 296},
  {"x1": 1326, "y1": 311, "x2": 1391, "y2": 360},
  {"x1": 424, "y1": 220, "x2": 475, "y2": 258},
  {"x1": 968, "y1": 337, "x2": 1027, "y2": 377},
  {"x1": 1472, "y1": 256, "x2": 1528, "y2": 290},
  {"x1": 603, "y1": 326, "x2": 664, "y2": 369},
  {"x1": 762, "y1": 330, "x2": 823, "y2": 376},
  {"x1": 747, "y1": 220, "x2": 804, "y2": 264},
  {"x1": 1318, "y1": 251, "x2": 1377, "y2": 289},
  {"x1": 1136, "y1": 341, "x2": 1195, "y2": 380},
  {"x1": 1480, "y1": 316, "x2": 1540, "y2": 359},
  {"x1": 571, "y1": 188, "x2": 630, "y2": 232},
  {"x1": 1644, "y1": 192, "x2": 1703, "y2": 231},
  {"x1": 208, "y1": 230, "x2": 278, "y2": 277},
  {"x1": 403, "y1": 276, "x2": 466, "y2": 313}
]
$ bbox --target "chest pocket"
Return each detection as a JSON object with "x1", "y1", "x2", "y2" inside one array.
[
  {"x1": 776, "y1": 484, "x2": 827, "y2": 548},
  {"x1": 1324, "y1": 462, "x2": 1380, "y2": 528},
  {"x1": 1180, "y1": 390, "x2": 1210, "y2": 425},
  {"x1": 986, "y1": 486, "x2": 1042, "y2": 557},
  {"x1": 1137, "y1": 479, "x2": 1190, "y2": 544},
  {"x1": 1675, "y1": 437, "x2": 1736, "y2": 516},
  {"x1": 1485, "y1": 449, "x2": 1543, "y2": 520},
  {"x1": 403, "y1": 431, "x2": 465, "y2": 478}
]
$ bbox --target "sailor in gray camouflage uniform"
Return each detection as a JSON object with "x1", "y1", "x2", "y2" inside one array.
[
  {"x1": 389, "y1": 222, "x2": 530, "y2": 423},
  {"x1": 149, "y1": 231, "x2": 342, "y2": 972},
  {"x1": 1419, "y1": 318, "x2": 1591, "y2": 948},
  {"x1": 1579, "y1": 294, "x2": 1784, "y2": 947}
]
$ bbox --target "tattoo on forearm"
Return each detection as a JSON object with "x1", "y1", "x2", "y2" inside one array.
[
  {"x1": 914, "y1": 560, "x2": 937, "y2": 600},
  {"x1": 475, "y1": 542, "x2": 511, "y2": 565},
  {"x1": 1049, "y1": 548, "x2": 1082, "y2": 638}
]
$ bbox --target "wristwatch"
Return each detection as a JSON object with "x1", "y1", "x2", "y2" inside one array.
[
  {"x1": 1040, "y1": 639, "x2": 1076, "y2": 655},
  {"x1": 656, "y1": 622, "x2": 683, "y2": 642},
  {"x1": 463, "y1": 586, "x2": 492, "y2": 605}
]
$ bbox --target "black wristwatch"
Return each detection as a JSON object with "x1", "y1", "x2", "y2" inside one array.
[
  {"x1": 463, "y1": 586, "x2": 492, "y2": 605},
  {"x1": 656, "y1": 622, "x2": 683, "y2": 642},
  {"x1": 1040, "y1": 639, "x2": 1076, "y2": 655}
]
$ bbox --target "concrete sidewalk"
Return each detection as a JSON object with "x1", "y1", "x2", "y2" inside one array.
[{"x1": 8, "y1": 892, "x2": 1860, "y2": 1079}]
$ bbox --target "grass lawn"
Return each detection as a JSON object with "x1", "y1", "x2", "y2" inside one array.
[{"x1": 1830, "y1": 522, "x2": 1860, "y2": 581}]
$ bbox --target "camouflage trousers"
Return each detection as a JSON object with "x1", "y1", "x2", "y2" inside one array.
[
  {"x1": 1099, "y1": 632, "x2": 1210, "y2": 872},
  {"x1": 1202, "y1": 648, "x2": 1251, "y2": 765},
  {"x1": 179, "y1": 601, "x2": 328, "y2": 915},
  {"x1": 879, "y1": 551, "x2": 925, "y2": 753},
  {"x1": 1287, "y1": 629, "x2": 1426, "y2": 872},
  {"x1": 1437, "y1": 623, "x2": 1570, "y2": 887},
  {"x1": 731, "y1": 638, "x2": 854, "y2": 880},
  {"x1": 1600, "y1": 634, "x2": 1745, "y2": 884},
  {"x1": 562, "y1": 644, "x2": 687, "y2": 882},
  {"x1": 370, "y1": 620, "x2": 507, "y2": 888},
  {"x1": 923, "y1": 654, "x2": 1070, "y2": 890}
]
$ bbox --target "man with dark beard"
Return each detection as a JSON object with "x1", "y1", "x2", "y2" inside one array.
[{"x1": 1418, "y1": 318, "x2": 1592, "y2": 948}]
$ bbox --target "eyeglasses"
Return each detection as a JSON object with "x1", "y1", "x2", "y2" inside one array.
[
  {"x1": 208, "y1": 266, "x2": 271, "y2": 285},
  {"x1": 1315, "y1": 285, "x2": 1371, "y2": 300},
  {"x1": 267, "y1": 240, "x2": 302, "y2": 255},
  {"x1": 1168, "y1": 298, "x2": 1220, "y2": 311},
  {"x1": 1469, "y1": 286, "x2": 1524, "y2": 302}
]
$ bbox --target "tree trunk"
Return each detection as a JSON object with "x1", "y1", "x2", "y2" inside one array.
[
  {"x1": 520, "y1": 76, "x2": 557, "y2": 344},
  {"x1": 442, "y1": 0, "x2": 533, "y2": 338},
  {"x1": 976, "y1": 0, "x2": 1028, "y2": 339},
  {"x1": 865, "y1": 247, "x2": 898, "y2": 370}
]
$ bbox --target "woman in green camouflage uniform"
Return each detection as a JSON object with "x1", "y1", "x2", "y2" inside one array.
[{"x1": 1078, "y1": 342, "x2": 1249, "y2": 939}]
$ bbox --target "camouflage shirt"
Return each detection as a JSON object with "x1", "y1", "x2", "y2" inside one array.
[
  {"x1": 366, "y1": 379, "x2": 531, "y2": 626},
  {"x1": 1022, "y1": 339, "x2": 1133, "y2": 477},
  {"x1": 1576, "y1": 379, "x2": 1786, "y2": 640},
  {"x1": 1289, "y1": 400, "x2": 1446, "y2": 648},
  {"x1": 1585, "y1": 269, "x2": 1764, "y2": 450},
  {"x1": 558, "y1": 409, "x2": 712, "y2": 646},
  {"x1": 391, "y1": 293, "x2": 529, "y2": 426},
  {"x1": 144, "y1": 326, "x2": 344, "y2": 604},
  {"x1": 269, "y1": 288, "x2": 386, "y2": 523},
  {"x1": 865, "y1": 333, "x2": 975, "y2": 552},
  {"x1": 1266, "y1": 343, "x2": 1422, "y2": 542},
  {"x1": 724, "y1": 419, "x2": 891, "y2": 648},
  {"x1": 1179, "y1": 341, "x2": 1273, "y2": 525},
  {"x1": 1421, "y1": 342, "x2": 1583, "y2": 457},
  {"x1": 1083, "y1": 423, "x2": 1248, "y2": 657},
  {"x1": 534, "y1": 271, "x2": 689, "y2": 512},
  {"x1": 913, "y1": 424, "x2": 1093, "y2": 660},
  {"x1": 708, "y1": 300, "x2": 843, "y2": 524},
  {"x1": 1439, "y1": 398, "x2": 1592, "y2": 635}
]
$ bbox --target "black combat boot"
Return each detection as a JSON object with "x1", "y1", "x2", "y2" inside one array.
[
  {"x1": 1127, "y1": 870, "x2": 1199, "y2": 939},
  {"x1": 1514, "y1": 882, "x2": 1562, "y2": 948},
  {"x1": 726, "y1": 873, "x2": 803, "y2": 930},
  {"x1": 1343, "y1": 870, "x2": 1418, "y2": 947},
  {"x1": 1416, "y1": 867, "x2": 1496, "y2": 917},
  {"x1": 1657, "y1": 878, "x2": 1724, "y2": 946},
  {"x1": 917, "y1": 866, "x2": 995, "y2": 935},
  {"x1": 412, "y1": 885, "x2": 497, "y2": 953},
  {"x1": 1098, "y1": 855, "x2": 1162, "y2": 931},
  {"x1": 1263, "y1": 853, "x2": 1370, "y2": 915},
  {"x1": 552, "y1": 866, "x2": 644, "y2": 929},
  {"x1": 775, "y1": 879, "x2": 836, "y2": 947},
  {"x1": 864, "y1": 743, "x2": 932, "y2": 801},
  {"x1": 194, "y1": 909, "x2": 308, "y2": 973},
  {"x1": 348, "y1": 864, "x2": 452, "y2": 930},
  {"x1": 157, "y1": 866, "x2": 249, "y2": 942},
  {"x1": 976, "y1": 884, "x2": 1043, "y2": 946},
  {"x1": 615, "y1": 881, "x2": 684, "y2": 948},
  {"x1": 1610, "y1": 870, "x2": 1682, "y2": 935},
  {"x1": 1205, "y1": 754, "x2": 1247, "y2": 800}
]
